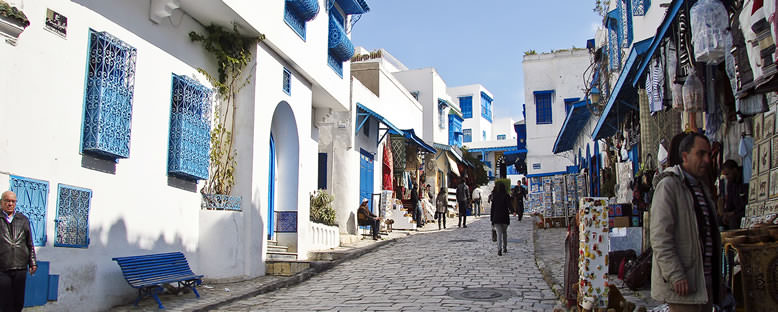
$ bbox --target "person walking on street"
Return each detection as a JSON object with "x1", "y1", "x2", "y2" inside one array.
[
  {"x1": 650, "y1": 133, "x2": 722, "y2": 311},
  {"x1": 510, "y1": 186, "x2": 520, "y2": 219},
  {"x1": 472, "y1": 187, "x2": 482, "y2": 217},
  {"x1": 517, "y1": 178, "x2": 527, "y2": 221},
  {"x1": 410, "y1": 184, "x2": 423, "y2": 227},
  {"x1": 490, "y1": 183, "x2": 511, "y2": 256},
  {"x1": 0, "y1": 190, "x2": 38, "y2": 312},
  {"x1": 456, "y1": 177, "x2": 470, "y2": 228},
  {"x1": 435, "y1": 186, "x2": 448, "y2": 230}
]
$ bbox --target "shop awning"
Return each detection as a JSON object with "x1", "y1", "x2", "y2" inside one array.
[
  {"x1": 591, "y1": 37, "x2": 653, "y2": 140},
  {"x1": 553, "y1": 101, "x2": 591, "y2": 153},
  {"x1": 447, "y1": 153, "x2": 460, "y2": 176},
  {"x1": 387, "y1": 128, "x2": 436, "y2": 153},
  {"x1": 633, "y1": 0, "x2": 685, "y2": 87},
  {"x1": 434, "y1": 143, "x2": 464, "y2": 163},
  {"x1": 355, "y1": 103, "x2": 403, "y2": 135}
]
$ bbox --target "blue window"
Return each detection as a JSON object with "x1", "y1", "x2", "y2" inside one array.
[
  {"x1": 82, "y1": 29, "x2": 137, "y2": 159},
  {"x1": 318, "y1": 153, "x2": 327, "y2": 189},
  {"x1": 54, "y1": 184, "x2": 92, "y2": 248},
  {"x1": 617, "y1": 0, "x2": 633, "y2": 48},
  {"x1": 168, "y1": 74, "x2": 212, "y2": 181},
  {"x1": 448, "y1": 114, "x2": 463, "y2": 147},
  {"x1": 497, "y1": 134, "x2": 507, "y2": 140},
  {"x1": 9, "y1": 175, "x2": 48, "y2": 246},
  {"x1": 284, "y1": 0, "x2": 320, "y2": 40},
  {"x1": 328, "y1": 8, "x2": 354, "y2": 77},
  {"x1": 459, "y1": 96, "x2": 473, "y2": 118},
  {"x1": 534, "y1": 90, "x2": 553, "y2": 124},
  {"x1": 480, "y1": 92, "x2": 493, "y2": 122},
  {"x1": 283, "y1": 67, "x2": 291, "y2": 95},
  {"x1": 463, "y1": 129, "x2": 472, "y2": 143},
  {"x1": 564, "y1": 98, "x2": 580, "y2": 114},
  {"x1": 632, "y1": 0, "x2": 650, "y2": 16}
]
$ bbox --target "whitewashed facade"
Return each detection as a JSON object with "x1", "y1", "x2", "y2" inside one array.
[{"x1": 448, "y1": 84, "x2": 494, "y2": 144}]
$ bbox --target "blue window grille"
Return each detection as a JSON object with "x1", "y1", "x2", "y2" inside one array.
[
  {"x1": 497, "y1": 134, "x2": 507, "y2": 140},
  {"x1": 318, "y1": 153, "x2": 327, "y2": 189},
  {"x1": 483, "y1": 130, "x2": 487, "y2": 141},
  {"x1": 81, "y1": 29, "x2": 137, "y2": 159},
  {"x1": 480, "y1": 92, "x2": 493, "y2": 122},
  {"x1": 564, "y1": 98, "x2": 580, "y2": 114},
  {"x1": 284, "y1": 0, "x2": 320, "y2": 40},
  {"x1": 283, "y1": 67, "x2": 291, "y2": 95},
  {"x1": 459, "y1": 96, "x2": 473, "y2": 118},
  {"x1": 9, "y1": 175, "x2": 48, "y2": 246},
  {"x1": 463, "y1": 129, "x2": 472, "y2": 143},
  {"x1": 54, "y1": 184, "x2": 92, "y2": 248},
  {"x1": 534, "y1": 91, "x2": 553, "y2": 124},
  {"x1": 632, "y1": 0, "x2": 650, "y2": 16},
  {"x1": 328, "y1": 9, "x2": 354, "y2": 77},
  {"x1": 448, "y1": 114, "x2": 463, "y2": 147},
  {"x1": 617, "y1": 0, "x2": 633, "y2": 48},
  {"x1": 607, "y1": 9, "x2": 622, "y2": 72},
  {"x1": 168, "y1": 74, "x2": 212, "y2": 181}
]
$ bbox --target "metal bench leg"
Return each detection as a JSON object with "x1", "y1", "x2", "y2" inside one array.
[
  {"x1": 151, "y1": 287, "x2": 165, "y2": 309},
  {"x1": 179, "y1": 280, "x2": 201, "y2": 298}
]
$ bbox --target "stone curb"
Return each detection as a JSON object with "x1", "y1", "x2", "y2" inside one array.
[
  {"x1": 193, "y1": 235, "x2": 402, "y2": 311},
  {"x1": 532, "y1": 225, "x2": 568, "y2": 306}
]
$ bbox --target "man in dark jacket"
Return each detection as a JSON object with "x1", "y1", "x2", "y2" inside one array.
[
  {"x1": 720, "y1": 160, "x2": 747, "y2": 230},
  {"x1": 0, "y1": 190, "x2": 37, "y2": 312},
  {"x1": 456, "y1": 177, "x2": 470, "y2": 228}
]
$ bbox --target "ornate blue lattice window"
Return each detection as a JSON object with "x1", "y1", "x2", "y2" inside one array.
[
  {"x1": 534, "y1": 90, "x2": 553, "y2": 125},
  {"x1": 459, "y1": 96, "x2": 473, "y2": 118},
  {"x1": 463, "y1": 129, "x2": 472, "y2": 143},
  {"x1": 284, "y1": 0, "x2": 320, "y2": 40},
  {"x1": 9, "y1": 175, "x2": 48, "y2": 246},
  {"x1": 168, "y1": 74, "x2": 212, "y2": 181},
  {"x1": 448, "y1": 114, "x2": 463, "y2": 147},
  {"x1": 54, "y1": 184, "x2": 92, "y2": 248},
  {"x1": 497, "y1": 134, "x2": 507, "y2": 140},
  {"x1": 283, "y1": 67, "x2": 291, "y2": 95},
  {"x1": 607, "y1": 10, "x2": 622, "y2": 71},
  {"x1": 480, "y1": 92, "x2": 493, "y2": 122},
  {"x1": 632, "y1": 0, "x2": 650, "y2": 16},
  {"x1": 81, "y1": 29, "x2": 137, "y2": 159},
  {"x1": 617, "y1": 0, "x2": 633, "y2": 48},
  {"x1": 328, "y1": 7, "x2": 353, "y2": 77}
]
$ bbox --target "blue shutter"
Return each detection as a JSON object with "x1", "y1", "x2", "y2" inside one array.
[
  {"x1": 327, "y1": 9, "x2": 353, "y2": 77},
  {"x1": 54, "y1": 184, "x2": 92, "y2": 248},
  {"x1": 81, "y1": 29, "x2": 137, "y2": 159},
  {"x1": 463, "y1": 129, "x2": 472, "y2": 142},
  {"x1": 168, "y1": 74, "x2": 212, "y2": 181},
  {"x1": 459, "y1": 96, "x2": 472, "y2": 118},
  {"x1": 534, "y1": 92, "x2": 553, "y2": 124},
  {"x1": 448, "y1": 114, "x2": 463, "y2": 147},
  {"x1": 9, "y1": 176, "x2": 48, "y2": 246},
  {"x1": 480, "y1": 92, "x2": 493, "y2": 122},
  {"x1": 632, "y1": 0, "x2": 649, "y2": 16},
  {"x1": 318, "y1": 153, "x2": 327, "y2": 189},
  {"x1": 284, "y1": 0, "x2": 320, "y2": 40},
  {"x1": 283, "y1": 67, "x2": 292, "y2": 95},
  {"x1": 618, "y1": 0, "x2": 633, "y2": 48}
]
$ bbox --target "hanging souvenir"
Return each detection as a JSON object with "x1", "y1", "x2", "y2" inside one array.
[
  {"x1": 690, "y1": 0, "x2": 730, "y2": 65},
  {"x1": 682, "y1": 70, "x2": 704, "y2": 112},
  {"x1": 665, "y1": 38, "x2": 684, "y2": 110}
]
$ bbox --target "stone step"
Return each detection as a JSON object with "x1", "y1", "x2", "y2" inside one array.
[
  {"x1": 267, "y1": 245, "x2": 288, "y2": 253},
  {"x1": 267, "y1": 251, "x2": 297, "y2": 261},
  {"x1": 265, "y1": 260, "x2": 309, "y2": 276}
]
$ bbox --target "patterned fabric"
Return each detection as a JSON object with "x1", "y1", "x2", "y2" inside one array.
[
  {"x1": 647, "y1": 57, "x2": 665, "y2": 113},
  {"x1": 390, "y1": 135, "x2": 406, "y2": 170},
  {"x1": 688, "y1": 182, "x2": 714, "y2": 283},
  {"x1": 382, "y1": 137, "x2": 393, "y2": 191}
]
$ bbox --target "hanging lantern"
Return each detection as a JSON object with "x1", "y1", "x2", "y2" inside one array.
[
  {"x1": 690, "y1": 0, "x2": 730, "y2": 65},
  {"x1": 682, "y1": 71, "x2": 704, "y2": 112}
]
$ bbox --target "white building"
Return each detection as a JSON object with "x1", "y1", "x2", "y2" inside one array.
[
  {"x1": 448, "y1": 84, "x2": 494, "y2": 144},
  {"x1": 0, "y1": 0, "x2": 368, "y2": 310},
  {"x1": 464, "y1": 117, "x2": 518, "y2": 179},
  {"x1": 523, "y1": 48, "x2": 591, "y2": 177}
]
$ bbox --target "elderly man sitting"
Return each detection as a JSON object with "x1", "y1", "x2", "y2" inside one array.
[{"x1": 357, "y1": 199, "x2": 381, "y2": 240}]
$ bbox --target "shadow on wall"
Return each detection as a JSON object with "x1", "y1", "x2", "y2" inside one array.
[{"x1": 346, "y1": 212, "x2": 356, "y2": 235}]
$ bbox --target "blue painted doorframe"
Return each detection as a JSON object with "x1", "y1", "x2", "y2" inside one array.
[
  {"x1": 268, "y1": 134, "x2": 276, "y2": 240},
  {"x1": 359, "y1": 149, "x2": 375, "y2": 212}
]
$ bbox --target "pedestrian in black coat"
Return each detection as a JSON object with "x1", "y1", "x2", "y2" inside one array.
[{"x1": 490, "y1": 183, "x2": 511, "y2": 256}]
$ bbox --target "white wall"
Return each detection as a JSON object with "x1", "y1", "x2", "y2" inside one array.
[
  {"x1": 492, "y1": 117, "x2": 517, "y2": 141},
  {"x1": 0, "y1": 1, "x2": 218, "y2": 310},
  {"x1": 523, "y1": 49, "x2": 591, "y2": 176},
  {"x1": 393, "y1": 68, "x2": 456, "y2": 145},
  {"x1": 448, "y1": 84, "x2": 494, "y2": 144}
]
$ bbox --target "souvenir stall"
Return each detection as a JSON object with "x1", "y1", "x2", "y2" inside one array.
[
  {"x1": 577, "y1": 198, "x2": 610, "y2": 311},
  {"x1": 387, "y1": 131, "x2": 436, "y2": 230}
]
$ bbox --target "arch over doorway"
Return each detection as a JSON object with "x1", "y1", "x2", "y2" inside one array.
[{"x1": 268, "y1": 101, "x2": 300, "y2": 251}]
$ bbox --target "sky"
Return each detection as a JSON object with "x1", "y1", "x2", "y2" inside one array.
[{"x1": 350, "y1": 1, "x2": 602, "y2": 122}]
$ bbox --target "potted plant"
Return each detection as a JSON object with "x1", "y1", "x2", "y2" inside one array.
[
  {"x1": 310, "y1": 190, "x2": 336, "y2": 226},
  {"x1": 0, "y1": 0, "x2": 29, "y2": 40}
]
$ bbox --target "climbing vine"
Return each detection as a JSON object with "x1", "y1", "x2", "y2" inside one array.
[{"x1": 189, "y1": 23, "x2": 264, "y2": 196}]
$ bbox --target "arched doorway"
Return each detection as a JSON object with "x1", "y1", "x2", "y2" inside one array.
[{"x1": 268, "y1": 101, "x2": 300, "y2": 252}]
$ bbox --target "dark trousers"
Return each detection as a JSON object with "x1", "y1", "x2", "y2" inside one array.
[
  {"x1": 0, "y1": 269, "x2": 27, "y2": 312},
  {"x1": 458, "y1": 201, "x2": 467, "y2": 226},
  {"x1": 473, "y1": 201, "x2": 481, "y2": 216},
  {"x1": 436, "y1": 212, "x2": 446, "y2": 229},
  {"x1": 368, "y1": 218, "x2": 380, "y2": 239}
]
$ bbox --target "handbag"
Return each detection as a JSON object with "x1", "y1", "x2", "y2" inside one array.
[
  {"x1": 623, "y1": 247, "x2": 652, "y2": 290},
  {"x1": 491, "y1": 227, "x2": 497, "y2": 242},
  {"x1": 608, "y1": 249, "x2": 637, "y2": 275}
]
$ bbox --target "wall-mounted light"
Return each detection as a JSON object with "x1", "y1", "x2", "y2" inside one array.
[
  {"x1": 149, "y1": 0, "x2": 181, "y2": 24},
  {"x1": 590, "y1": 86, "x2": 601, "y2": 105}
]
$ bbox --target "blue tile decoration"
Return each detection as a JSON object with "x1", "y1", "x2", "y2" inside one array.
[
  {"x1": 168, "y1": 74, "x2": 211, "y2": 181},
  {"x1": 54, "y1": 184, "x2": 92, "y2": 248},
  {"x1": 9, "y1": 175, "x2": 48, "y2": 246},
  {"x1": 201, "y1": 194, "x2": 242, "y2": 211},
  {"x1": 82, "y1": 29, "x2": 137, "y2": 159},
  {"x1": 276, "y1": 211, "x2": 298, "y2": 233},
  {"x1": 282, "y1": 68, "x2": 291, "y2": 95}
]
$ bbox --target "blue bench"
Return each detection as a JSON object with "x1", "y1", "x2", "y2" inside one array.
[{"x1": 112, "y1": 252, "x2": 203, "y2": 309}]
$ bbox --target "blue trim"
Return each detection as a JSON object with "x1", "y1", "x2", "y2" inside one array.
[
  {"x1": 468, "y1": 146, "x2": 519, "y2": 153},
  {"x1": 390, "y1": 128, "x2": 436, "y2": 153},
  {"x1": 526, "y1": 170, "x2": 568, "y2": 178},
  {"x1": 633, "y1": 0, "x2": 684, "y2": 87},
  {"x1": 553, "y1": 101, "x2": 591, "y2": 153},
  {"x1": 592, "y1": 37, "x2": 652, "y2": 140},
  {"x1": 268, "y1": 134, "x2": 276, "y2": 240},
  {"x1": 504, "y1": 149, "x2": 528, "y2": 155},
  {"x1": 356, "y1": 103, "x2": 403, "y2": 135},
  {"x1": 463, "y1": 128, "x2": 472, "y2": 142},
  {"x1": 282, "y1": 67, "x2": 291, "y2": 95},
  {"x1": 480, "y1": 92, "x2": 493, "y2": 122},
  {"x1": 533, "y1": 90, "x2": 554, "y2": 95},
  {"x1": 335, "y1": 0, "x2": 370, "y2": 15},
  {"x1": 459, "y1": 96, "x2": 473, "y2": 119}
]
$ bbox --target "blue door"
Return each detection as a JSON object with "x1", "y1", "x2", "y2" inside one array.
[
  {"x1": 268, "y1": 135, "x2": 276, "y2": 240},
  {"x1": 359, "y1": 149, "x2": 374, "y2": 212}
]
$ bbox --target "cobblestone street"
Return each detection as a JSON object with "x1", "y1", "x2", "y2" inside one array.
[{"x1": 215, "y1": 216, "x2": 560, "y2": 311}]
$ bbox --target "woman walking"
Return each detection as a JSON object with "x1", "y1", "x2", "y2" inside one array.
[
  {"x1": 490, "y1": 183, "x2": 511, "y2": 256},
  {"x1": 435, "y1": 186, "x2": 448, "y2": 230}
]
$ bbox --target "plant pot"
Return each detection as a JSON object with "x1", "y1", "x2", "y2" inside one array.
[{"x1": 0, "y1": 14, "x2": 25, "y2": 39}]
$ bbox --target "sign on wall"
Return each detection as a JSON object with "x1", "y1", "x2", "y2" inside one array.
[{"x1": 45, "y1": 9, "x2": 67, "y2": 38}]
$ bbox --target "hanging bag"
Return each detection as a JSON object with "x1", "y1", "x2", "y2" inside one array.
[
  {"x1": 491, "y1": 226, "x2": 497, "y2": 242},
  {"x1": 623, "y1": 247, "x2": 653, "y2": 290}
]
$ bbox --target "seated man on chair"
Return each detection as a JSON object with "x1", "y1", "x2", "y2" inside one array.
[{"x1": 357, "y1": 199, "x2": 381, "y2": 240}]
